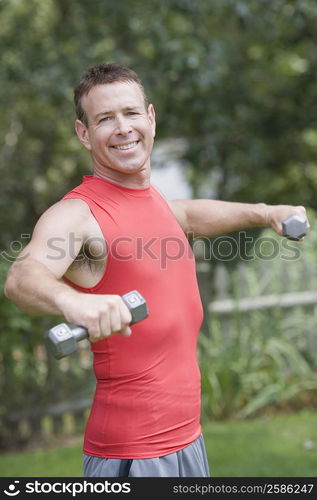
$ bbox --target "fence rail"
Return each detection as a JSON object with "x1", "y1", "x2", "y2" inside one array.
[
  {"x1": 6, "y1": 397, "x2": 93, "y2": 422},
  {"x1": 209, "y1": 291, "x2": 317, "y2": 315}
]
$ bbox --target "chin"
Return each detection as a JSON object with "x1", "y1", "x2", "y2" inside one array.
[{"x1": 117, "y1": 163, "x2": 148, "y2": 174}]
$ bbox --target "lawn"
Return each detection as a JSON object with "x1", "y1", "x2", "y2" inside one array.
[
  {"x1": 204, "y1": 410, "x2": 317, "y2": 477},
  {"x1": 0, "y1": 410, "x2": 316, "y2": 477}
]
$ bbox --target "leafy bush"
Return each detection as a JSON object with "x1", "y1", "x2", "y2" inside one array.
[
  {"x1": 199, "y1": 309, "x2": 317, "y2": 421},
  {"x1": 199, "y1": 213, "x2": 317, "y2": 421},
  {"x1": 0, "y1": 260, "x2": 95, "y2": 450}
]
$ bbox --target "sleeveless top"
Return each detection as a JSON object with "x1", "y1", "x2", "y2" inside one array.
[{"x1": 62, "y1": 175, "x2": 203, "y2": 458}]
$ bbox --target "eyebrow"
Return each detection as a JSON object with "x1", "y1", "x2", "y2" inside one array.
[{"x1": 94, "y1": 106, "x2": 142, "y2": 121}]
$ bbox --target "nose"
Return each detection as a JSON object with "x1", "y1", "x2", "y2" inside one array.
[{"x1": 115, "y1": 115, "x2": 132, "y2": 135}]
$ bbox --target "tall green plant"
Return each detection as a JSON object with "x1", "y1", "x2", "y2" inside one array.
[
  {"x1": 198, "y1": 218, "x2": 317, "y2": 421},
  {"x1": 199, "y1": 309, "x2": 317, "y2": 421}
]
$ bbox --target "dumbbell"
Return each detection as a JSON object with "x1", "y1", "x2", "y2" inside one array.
[
  {"x1": 282, "y1": 215, "x2": 308, "y2": 241},
  {"x1": 44, "y1": 290, "x2": 148, "y2": 360}
]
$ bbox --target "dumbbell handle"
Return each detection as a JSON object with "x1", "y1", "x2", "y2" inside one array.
[
  {"x1": 66, "y1": 293, "x2": 144, "y2": 342},
  {"x1": 67, "y1": 325, "x2": 90, "y2": 342}
]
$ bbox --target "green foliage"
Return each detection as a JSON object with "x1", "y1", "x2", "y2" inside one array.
[
  {"x1": 199, "y1": 314, "x2": 317, "y2": 421},
  {"x1": 0, "y1": 259, "x2": 94, "y2": 450},
  {"x1": 198, "y1": 214, "x2": 317, "y2": 421},
  {"x1": 1, "y1": 0, "x2": 317, "y2": 249}
]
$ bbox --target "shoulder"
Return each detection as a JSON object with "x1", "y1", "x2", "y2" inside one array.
[
  {"x1": 40, "y1": 198, "x2": 91, "y2": 219},
  {"x1": 152, "y1": 184, "x2": 188, "y2": 231},
  {"x1": 33, "y1": 198, "x2": 94, "y2": 238}
]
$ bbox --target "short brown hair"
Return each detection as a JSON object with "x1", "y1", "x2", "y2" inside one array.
[{"x1": 74, "y1": 62, "x2": 149, "y2": 126}]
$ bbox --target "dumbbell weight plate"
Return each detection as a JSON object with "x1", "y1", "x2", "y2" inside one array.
[{"x1": 282, "y1": 215, "x2": 307, "y2": 241}]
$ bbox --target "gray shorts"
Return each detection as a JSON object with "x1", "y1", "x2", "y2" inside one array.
[{"x1": 83, "y1": 434, "x2": 210, "y2": 477}]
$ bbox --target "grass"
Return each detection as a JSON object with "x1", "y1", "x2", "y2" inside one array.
[
  {"x1": 0, "y1": 410, "x2": 316, "y2": 477},
  {"x1": 204, "y1": 410, "x2": 317, "y2": 477},
  {"x1": 0, "y1": 437, "x2": 83, "y2": 477}
]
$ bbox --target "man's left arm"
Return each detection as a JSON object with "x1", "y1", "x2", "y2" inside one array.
[{"x1": 168, "y1": 199, "x2": 308, "y2": 238}]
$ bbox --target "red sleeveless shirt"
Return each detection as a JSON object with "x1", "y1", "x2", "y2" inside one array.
[{"x1": 62, "y1": 175, "x2": 203, "y2": 458}]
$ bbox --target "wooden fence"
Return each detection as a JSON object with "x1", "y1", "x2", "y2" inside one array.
[{"x1": 1, "y1": 337, "x2": 94, "y2": 450}]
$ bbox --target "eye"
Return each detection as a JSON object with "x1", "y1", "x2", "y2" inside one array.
[
  {"x1": 99, "y1": 116, "x2": 112, "y2": 123},
  {"x1": 126, "y1": 111, "x2": 138, "y2": 116}
]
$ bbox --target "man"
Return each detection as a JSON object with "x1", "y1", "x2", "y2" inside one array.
[{"x1": 4, "y1": 62, "x2": 308, "y2": 477}]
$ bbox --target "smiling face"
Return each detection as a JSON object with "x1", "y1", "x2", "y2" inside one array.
[{"x1": 75, "y1": 81, "x2": 156, "y2": 182}]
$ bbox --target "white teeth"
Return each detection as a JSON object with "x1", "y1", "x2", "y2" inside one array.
[{"x1": 113, "y1": 141, "x2": 138, "y2": 150}]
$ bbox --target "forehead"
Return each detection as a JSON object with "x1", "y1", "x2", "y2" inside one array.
[{"x1": 82, "y1": 81, "x2": 145, "y2": 116}]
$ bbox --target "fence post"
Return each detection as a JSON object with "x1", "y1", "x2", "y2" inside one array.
[{"x1": 195, "y1": 248, "x2": 214, "y2": 336}]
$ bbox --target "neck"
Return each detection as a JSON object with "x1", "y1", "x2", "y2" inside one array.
[{"x1": 92, "y1": 164, "x2": 151, "y2": 190}]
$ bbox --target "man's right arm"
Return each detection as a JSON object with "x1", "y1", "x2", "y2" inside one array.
[{"x1": 4, "y1": 199, "x2": 132, "y2": 340}]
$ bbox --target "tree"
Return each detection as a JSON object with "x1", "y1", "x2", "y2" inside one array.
[{"x1": 1, "y1": 0, "x2": 317, "y2": 252}]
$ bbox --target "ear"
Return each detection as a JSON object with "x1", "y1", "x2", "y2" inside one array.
[
  {"x1": 75, "y1": 120, "x2": 92, "y2": 151},
  {"x1": 147, "y1": 104, "x2": 156, "y2": 138}
]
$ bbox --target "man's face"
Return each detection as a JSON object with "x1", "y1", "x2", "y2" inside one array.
[{"x1": 76, "y1": 81, "x2": 156, "y2": 175}]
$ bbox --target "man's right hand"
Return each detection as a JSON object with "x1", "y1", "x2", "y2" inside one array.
[{"x1": 60, "y1": 292, "x2": 133, "y2": 342}]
